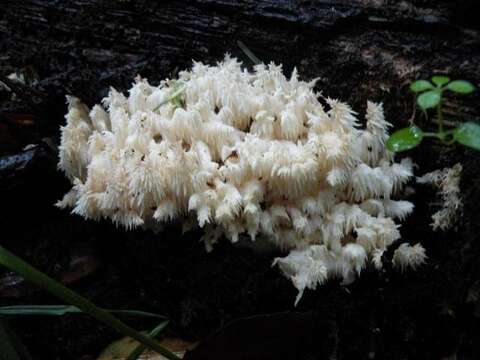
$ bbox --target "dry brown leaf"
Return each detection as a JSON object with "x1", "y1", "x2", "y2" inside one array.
[{"x1": 98, "y1": 336, "x2": 196, "y2": 360}]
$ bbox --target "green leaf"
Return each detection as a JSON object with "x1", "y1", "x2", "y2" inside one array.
[
  {"x1": 0, "y1": 305, "x2": 165, "y2": 320},
  {"x1": 417, "y1": 90, "x2": 441, "y2": 110},
  {"x1": 387, "y1": 126, "x2": 424, "y2": 152},
  {"x1": 127, "y1": 321, "x2": 169, "y2": 360},
  {"x1": 0, "y1": 319, "x2": 32, "y2": 360},
  {"x1": 153, "y1": 84, "x2": 186, "y2": 112},
  {"x1": 410, "y1": 80, "x2": 434, "y2": 93},
  {"x1": 0, "y1": 305, "x2": 80, "y2": 316},
  {"x1": 431, "y1": 76, "x2": 450, "y2": 87},
  {"x1": 446, "y1": 80, "x2": 475, "y2": 94},
  {"x1": 0, "y1": 319, "x2": 22, "y2": 360},
  {"x1": 453, "y1": 122, "x2": 480, "y2": 150},
  {"x1": 0, "y1": 246, "x2": 180, "y2": 360}
]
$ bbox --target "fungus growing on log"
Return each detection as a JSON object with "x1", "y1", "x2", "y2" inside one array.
[{"x1": 57, "y1": 56, "x2": 423, "y2": 303}]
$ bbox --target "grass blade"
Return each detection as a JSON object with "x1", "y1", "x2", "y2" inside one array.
[
  {"x1": 127, "y1": 320, "x2": 169, "y2": 360},
  {"x1": 0, "y1": 305, "x2": 81, "y2": 316},
  {"x1": 0, "y1": 245, "x2": 181, "y2": 360},
  {"x1": 0, "y1": 319, "x2": 32, "y2": 360},
  {"x1": 237, "y1": 41, "x2": 261, "y2": 65},
  {"x1": 0, "y1": 305, "x2": 166, "y2": 320},
  {"x1": 0, "y1": 319, "x2": 22, "y2": 360},
  {"x1": 109, "y1": 309, "x2": 166, "y2": 320}
]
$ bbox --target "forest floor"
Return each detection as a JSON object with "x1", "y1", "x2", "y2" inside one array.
[{"x1": 1, "y1": 1, "x2": 480, "y2": 359}]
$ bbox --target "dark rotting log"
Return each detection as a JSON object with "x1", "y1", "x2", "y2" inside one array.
[{"x1": 1, "y1": 1, "x2": 480, "y2": 359}]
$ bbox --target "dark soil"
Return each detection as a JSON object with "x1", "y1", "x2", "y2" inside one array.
[{"x1": 1, "y1": 1, "x2": 479, "y2": 359}]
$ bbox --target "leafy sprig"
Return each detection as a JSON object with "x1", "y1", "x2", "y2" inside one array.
[{"x1": 387, "y1": 76, "x2": 479, "y2": 152}]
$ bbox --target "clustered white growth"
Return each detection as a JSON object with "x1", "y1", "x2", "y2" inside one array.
[
  {"x1": 417, "y1": 163, "x2": 462, "y2": 231},
  {"x1": 57, "y1": 56, "x2": 425, "y2": 304},
  {"x1": 392, "y1": 243, "x2": 427, "y2": 272}
]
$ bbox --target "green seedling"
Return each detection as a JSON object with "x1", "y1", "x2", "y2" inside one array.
[{"x1": 387, "y1": 76, "x2": 479, "y2": 152}]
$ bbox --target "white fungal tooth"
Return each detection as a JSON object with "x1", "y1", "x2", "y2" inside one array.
[
  {"x1": 58, "y1": 55, "x2": 417, "y2": 305},
  {"x1": 417, "y1": 163, "x2": 462, "y2": 231},
  {"x1": 393, "y1": 243, "x2": 427, "y2": 271}
]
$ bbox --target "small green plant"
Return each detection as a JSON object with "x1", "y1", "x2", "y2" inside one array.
[
  {"x1": 0, "y1": 306, "x2": 169, "y2": 360},
  {"x1": 387, "y1": 76, "x2": 479, "y2": 152},
  {"x1": 0, "y1": 245, "x2": 180, "y2": 360}
]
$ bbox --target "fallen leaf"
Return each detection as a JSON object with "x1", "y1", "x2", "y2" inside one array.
[{"x1": 98, "y1": 336, "x2": 196, "y2": 360}]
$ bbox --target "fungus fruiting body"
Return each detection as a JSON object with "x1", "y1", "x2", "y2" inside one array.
[
  {"x1": 417, "y1": 163, "x2": 462, "y2": 231},
  {"x1": 58, "y1": 56, "x2": 424, "y2": 303}
]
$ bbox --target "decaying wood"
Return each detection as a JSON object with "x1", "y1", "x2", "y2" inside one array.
[
  {"x1": 1, "y1": 1, "x2": 480, "y2": 359},
  {"x1": 1, "y1": 1, "x2": 479, "y2": 127}
]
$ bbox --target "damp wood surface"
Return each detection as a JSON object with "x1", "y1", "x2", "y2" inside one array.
[{"x1": 1, "y1": 1, "x2": 480, "y2": 359}]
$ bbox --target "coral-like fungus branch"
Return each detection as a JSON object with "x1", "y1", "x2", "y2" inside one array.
[
  {"x1": 417, "y1": 163, "x2": 462, "y2": 231},
  {"x1": 57, "y1": 56, "x2": 423, "y2": 304}
]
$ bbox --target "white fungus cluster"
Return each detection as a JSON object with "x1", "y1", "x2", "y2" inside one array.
[
  {"x1": 417, "y1": 163, "x2": 462, "y2": 231},
  {"x1": 57, "y1": 56, "x2": 425, "y2": 304},
  {"x1": 392, "y1": 243, "x2": 427, "y2": 272}
]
